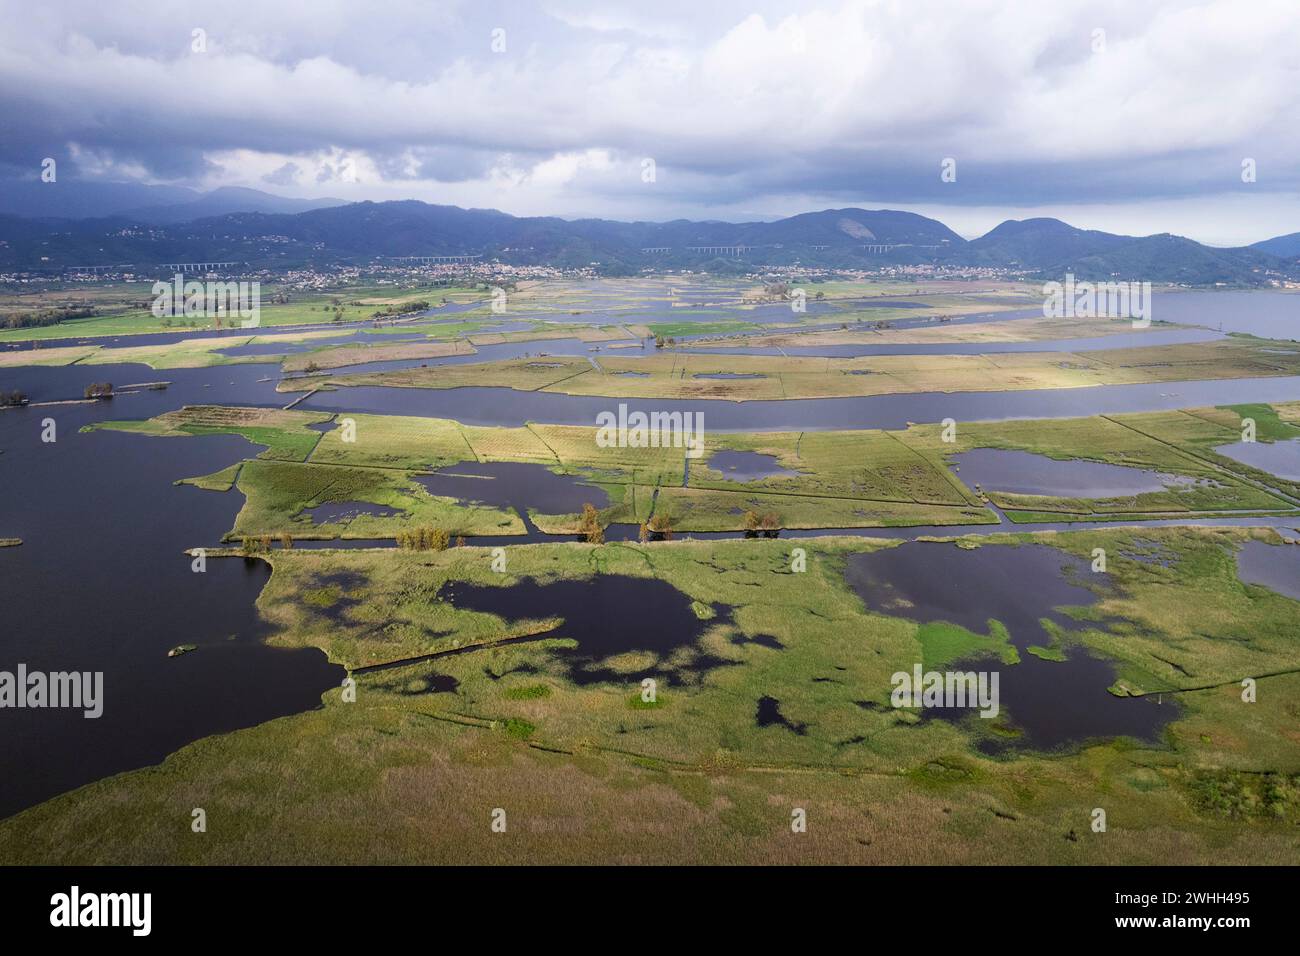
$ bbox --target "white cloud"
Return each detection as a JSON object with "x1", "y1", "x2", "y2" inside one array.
[{"x1": 0, "y1": 0, "x2": 1297, "y2": 239}]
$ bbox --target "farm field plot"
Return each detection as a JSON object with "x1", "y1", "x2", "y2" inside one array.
[
  {"x1": 86, "y1": 401, "x2": 1300, "y2": 541},
  {"x1": 897, "y1": 404, "x2": 1300, "y2": 520}
]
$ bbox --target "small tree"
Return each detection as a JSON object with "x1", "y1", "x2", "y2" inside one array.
[
  {"x1": 280, "y1": 532, "x2": 294, "y2": 550},
  {"x1": 647, "y1": 511, "x2": 673, "y2": 540},
  {"x1": 577, "y1": 503, "x2": 604, "y2": 544}
]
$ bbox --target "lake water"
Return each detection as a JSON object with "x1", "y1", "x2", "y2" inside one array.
[
  {"x1": 0, "y1": 390, "x2": 343, "y2": 818},
  {"x1": 1150, "y1": 291, "x2": 1300, "y2": 339}
]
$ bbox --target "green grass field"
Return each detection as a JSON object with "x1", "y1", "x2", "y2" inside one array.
[
  {"x1": 898, "y1": 405, "x2": 1300, "y2": 519},
  {"x1": 0, "y1": 283, "x2": 485, "y2": 341}
]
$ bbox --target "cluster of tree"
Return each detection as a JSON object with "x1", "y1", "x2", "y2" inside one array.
[
  {"x1": 3, "y1": 305, "x2": 96, "y2": 330},
  {"x1": 372, "y1": 300, "x2": 430, "y2": 318},
  {"x1": 0, "y1": 390, "x2": 27, "y2": 407},
  {"x1": 653, "y1": 335, "x2": 677, "y2": 348},
  {"x1": 83, "y1": 382, "x2": 113, "y2": 399},
  {"x1": 577, "y1": 503, "x2": 604, "y2": 544},
  {"x1": 240, "y1": 534, "x2": 274, "y2": 555},
  {"x1": 396, "y1": 526, "x2": 452, "y2": 550},
  {"x1": 643, "y1": 511, "x2": 674, "y2": 540},
  {"x1": 742, "y1": 510, "x2": 782, "y2": 537}
]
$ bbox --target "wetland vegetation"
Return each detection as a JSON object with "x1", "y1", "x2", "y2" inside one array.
[
  {"x1": 3, "y1": 527, "x2": 1299, "y2": 864},
  {"x1": 5, "y1": 275, "x2": 1300, "y2": 865}
]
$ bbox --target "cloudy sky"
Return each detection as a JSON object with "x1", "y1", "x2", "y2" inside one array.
[{"x1": 2, "y1": 0, "x2": 1298, "y2": 244}]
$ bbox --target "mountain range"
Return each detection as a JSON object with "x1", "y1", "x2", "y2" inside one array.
[
  {"x1": 0, "y1": 182, "x2": 345, "y2": 223},
  {"x1": 0, "y1": 184, "x2": 1296, "y2": 286}
]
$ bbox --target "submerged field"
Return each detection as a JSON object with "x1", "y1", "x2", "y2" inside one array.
[{"x1": 2, "y1": 527, "x2": 1298, "y2": 865}]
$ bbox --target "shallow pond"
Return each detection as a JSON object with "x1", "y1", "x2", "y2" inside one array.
[
  {"x1": 304, "y1": 500, "x2": 404, "y2": 523},
  {"x1": 1215, "y1": 438, "x2": 1300, "y2": 480},
  {"x1": 415, "y1": 461, "x2": 609, "y2": 516},
  {"x1": 441, "y1": 574, "x2": 733, "y2": 685},
  {"x1": 1235, "y1": 539, "x2": 1300, "y2": 600},
  {"x1": 756, "y1": 696, "x2": 807, "y2": 734},
  {"x1": 703, "y1": 450, "x2": 798, "y2": 482},
  {"x1": 950, "y1": 448, "x2": 1208, "y2": 497},
  {"x1": 843, "y1": 542, "x2": 1170, "y2": 752}
]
